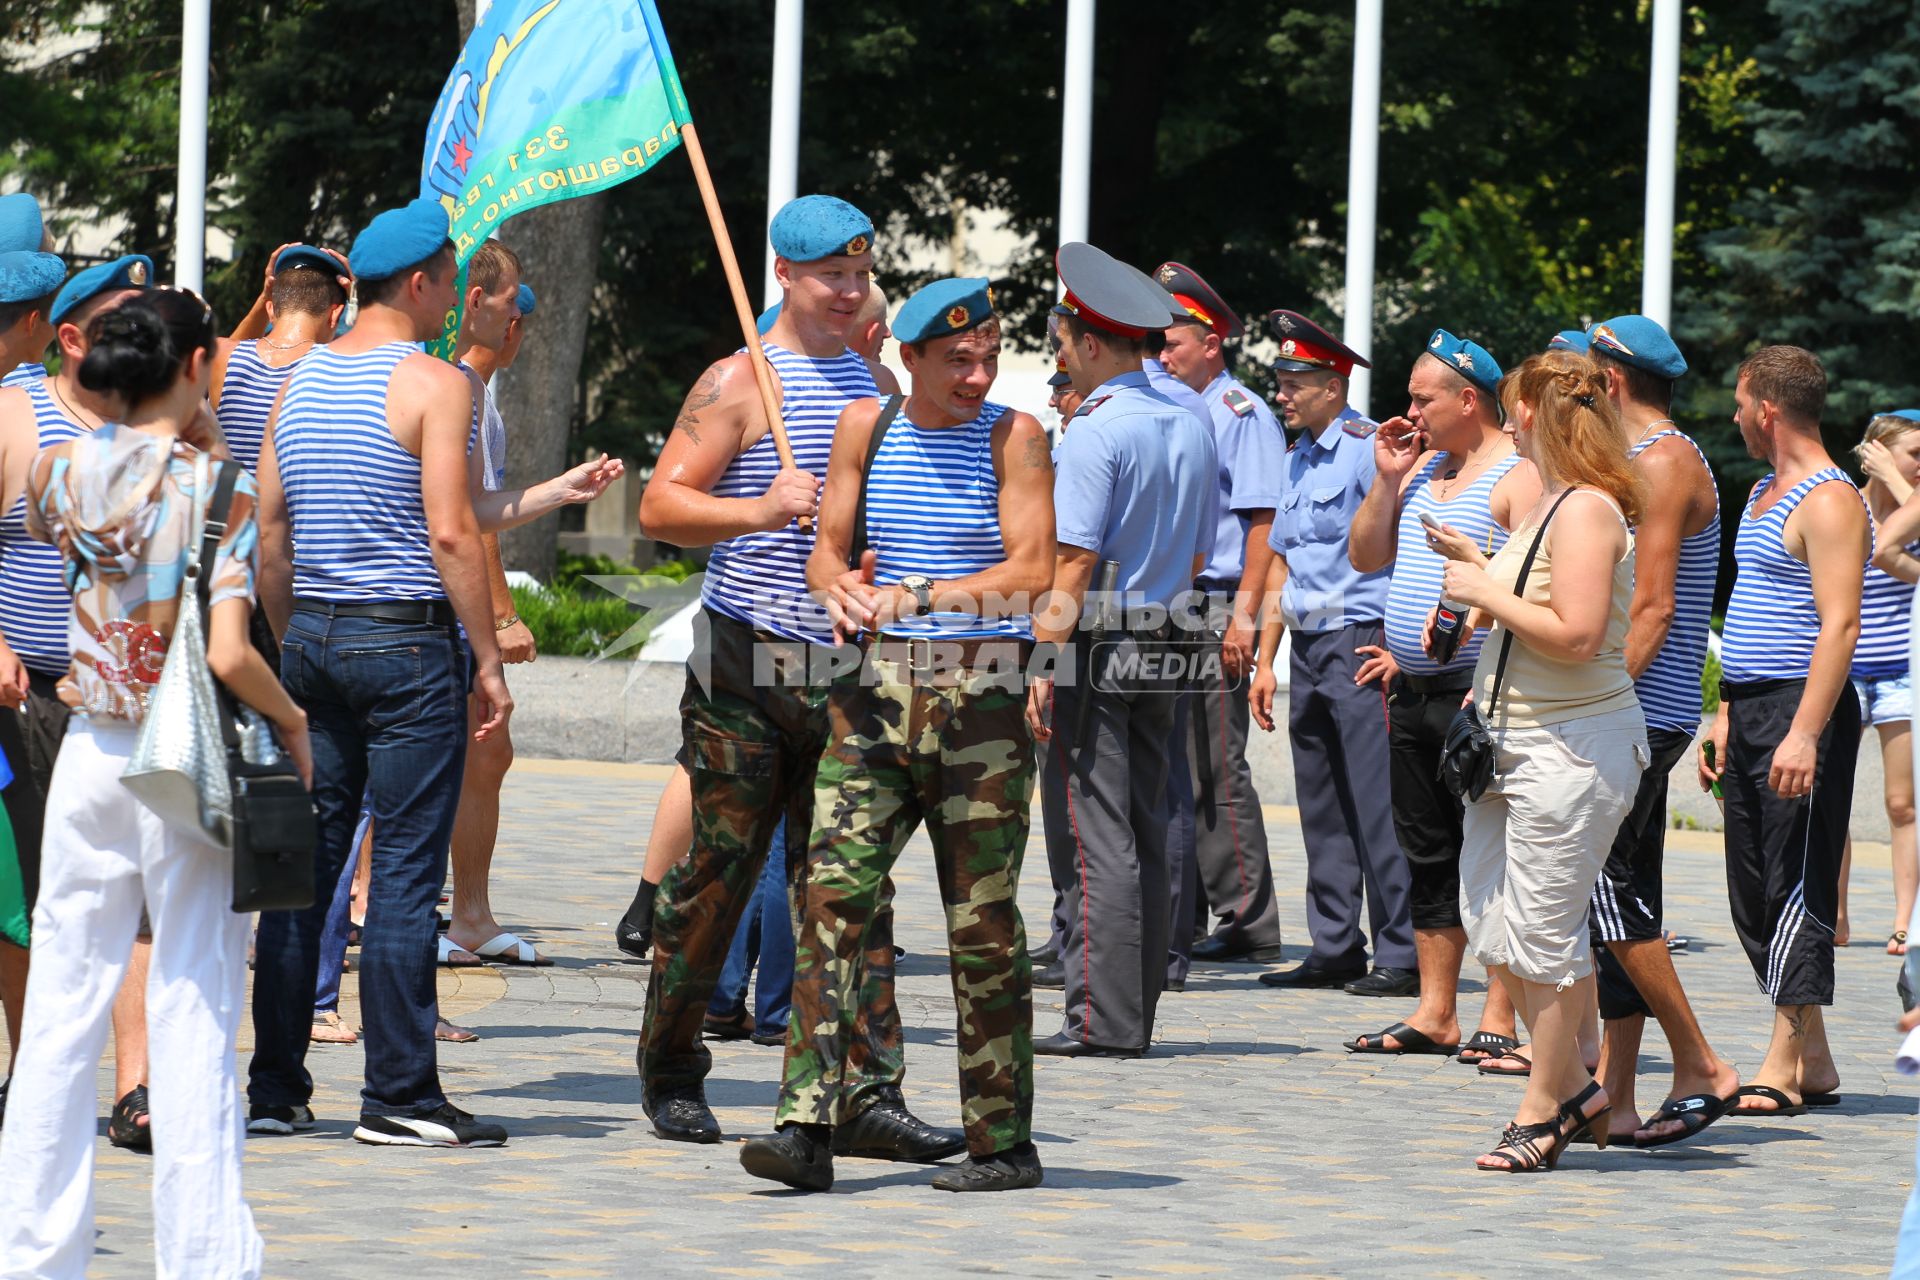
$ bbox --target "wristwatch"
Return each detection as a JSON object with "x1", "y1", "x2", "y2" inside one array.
[{"x1": 899, "y1": 575, "x2": 934, "y2": 617}]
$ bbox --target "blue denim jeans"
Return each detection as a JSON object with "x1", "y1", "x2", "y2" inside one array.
[
  {"x1": 313, "y1": 801, "x2": 371, "y2": 1015},
  {"x1": 249, "y1": 611, "x2": 468, "y2": 1118},
  {"x1": 707, "y1": 819, "x2": 793, "y2": 1030}
]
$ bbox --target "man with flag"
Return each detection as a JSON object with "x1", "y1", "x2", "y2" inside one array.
[{"x1": 636, "y1": 196, "x2": 961, "y2": 1164}]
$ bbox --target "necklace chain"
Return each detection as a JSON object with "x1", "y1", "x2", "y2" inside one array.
[{"x1": 50, "y1": 380, "x2": 101, "y2": 430}]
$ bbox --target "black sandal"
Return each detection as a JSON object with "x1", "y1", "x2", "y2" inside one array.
[
  {"x1": 1478, "y1": 1116, "x2": 1572, "y2": 1173},
  {"x1": 702, "y1": 1009, "x2": 755, "y2": 1041},
  {"x1": 1456, "y1": 1031, "x2": 1519, "y2": 1065},
  {"x1": 108, "y1": 1085, "x2": 152, "y2": 1153},
  {"x1": 1343, "y1": 1021, "x2": 1459, "y2": 1055}
]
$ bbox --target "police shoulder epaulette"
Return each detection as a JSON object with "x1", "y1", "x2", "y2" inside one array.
[
  {"x1": 1072, "y1": 395, "x2": 1112, "y2": 420},
  {"x1": 1221, "y1": 387, "x2": 1256, "y2": 418},
  {"x1": 1342, "y1": 417, "x2": 1377, "y2": 439}
]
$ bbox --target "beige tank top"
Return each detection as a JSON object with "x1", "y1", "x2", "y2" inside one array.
[{"x1": 1472, "y1": 487, "x2": 1639, "y2": 729}]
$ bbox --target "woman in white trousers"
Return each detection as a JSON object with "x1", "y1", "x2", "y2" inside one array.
[{"x1": 0, "y1": 287, "x2": 309, "y2": 1278}]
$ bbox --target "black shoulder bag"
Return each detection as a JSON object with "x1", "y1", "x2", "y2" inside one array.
[
  {"x1": 848, "y1": 394, "x2": 904, "y2": 567},
  {"x1": 195, "y1": 462, "x2": 319, "y2": 913},
  {"x1": 1437, "y1": 488, "x2": 1576, "y2": 802}
]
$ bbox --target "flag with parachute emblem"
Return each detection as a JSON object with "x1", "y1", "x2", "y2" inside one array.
[{"x1": 419, "y1": 0, "x2": 691, "y2": 355}]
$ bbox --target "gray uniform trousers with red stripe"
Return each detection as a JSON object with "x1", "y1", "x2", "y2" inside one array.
[
  {"x1": 1288, "y1": 623, "x2": 1417, "y2": 971},
  {"x1": 1041, "y1": 645, "x2": 1178, "y2": 1052},
  {"x1": 1187, "y1": 628, "x2": 1284, "y2": 950}
]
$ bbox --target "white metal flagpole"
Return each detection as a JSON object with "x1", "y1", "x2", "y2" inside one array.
[
  {"x1": 1342, "y1": 0, "x2": 1383, "y2": 418},
  {"x1": 1641, "y1": 0, "x2": 1681, "y2": 328},
  {"x1": 175, "y1": 0, "x2": 211, "y2": 292},
  {"x1": 1057, "y1": 0, "x2": 1095, "y2": 277},
  {"x1": 763, "y1": 0, "x2": 804, "y2": 308}
]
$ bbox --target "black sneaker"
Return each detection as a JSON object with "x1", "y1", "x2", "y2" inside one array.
[
  {"x1": 246, "y1": 1103, "x2": 316, "y2": 1136},
  {"x1": 352, "y1": 1103, "x2": 507, "y2": 1148},
  {"x1": 931, "y1": 1141, "x2": 1045, "y2": 1192},
  {"x1": 740, "y1": 1124, "x2": 833, "y2": 1191}
]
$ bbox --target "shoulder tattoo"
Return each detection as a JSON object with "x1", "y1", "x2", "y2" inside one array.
[
  {"x1": 1022, "y1": 426, "x2": 1051, "y2": 471},
  {"x1": 673, "y1": 365, "x2": 726, "y2": 445}
]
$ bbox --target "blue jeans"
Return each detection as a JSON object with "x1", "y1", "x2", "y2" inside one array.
[
  {"x1": 707, "y1": 820, "x2": 793, "y2": 1030},
  {"x1": 313, "y1": 801, "x2": 372, "y2": 1015},
  {"x1": 249, "y1": 611, "x2": 469, "y2": 1118}
]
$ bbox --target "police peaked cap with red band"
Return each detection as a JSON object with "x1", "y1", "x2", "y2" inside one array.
[
  {"x1": 1051, "y1": 242, "x2": 1178, "y2": 339},
  {"x1": 1152, "y1": 261, "x2": 1245, "y2": 339},
  {"x1": 1268, "y1": 309, "x2": 1371, "y2": 377}
]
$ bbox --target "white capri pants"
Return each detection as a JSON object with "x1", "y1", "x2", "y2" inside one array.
[
  {"x1": 0, "y1": 718, "x2": 262, "y2": 1280},
  {"x1": 1460, "y1": 704, "x2": 1649, "y2": 988}
]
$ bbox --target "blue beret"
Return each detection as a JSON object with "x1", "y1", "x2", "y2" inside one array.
[
  {"x1": 50, "y1": 253, "x2": 152, "y2": 325},
  {"x1": 516, "y1": 283, "x2": 536, "y2": 317},
  {"x1": 0, "y1": 251, "x2": 66, "y2": 306},
  {"x1": 768, "y1": 195, "x2": 873, "y2": 263},
  {"x1": 274, "y1": 244, "x2": 342, "y2": 278},
  {"x1": 894, "y1": 277, "x2": 994, "y2": 346},
  {"x1": 349, "y1": 197, "x2": 452, "y2": 282},
  {"x1": 1548, "y1": 328, "x2": 1590, "y2": 354},
  {"x1": 0, "y1": 193, "x2": 43, "y2": 254},
  {"x1": 1424, "y1": 328, "x2": 1502, "y2": 395},
  {"x1": 1884, "y1": 409, "x2": 1920, "y2": 423},
  {"x1": 756, "y1": 301, "x2": 781, "y2": 335},
  {"x1": 1589, "y1": 314, "x2": 1687, "y2": 380}
]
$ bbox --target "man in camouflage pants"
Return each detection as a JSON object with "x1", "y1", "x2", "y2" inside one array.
[{"x1": 739, "y1": 278, "x2": 1056, "y2": 1193}]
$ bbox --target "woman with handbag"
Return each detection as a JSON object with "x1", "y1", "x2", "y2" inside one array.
[
  {"x1": 1425, "y1": 349, "x2": 1648, "y2": 1173},
  {"x1": 0, "y1": 289, "x2": 309, "y2": 1279}
]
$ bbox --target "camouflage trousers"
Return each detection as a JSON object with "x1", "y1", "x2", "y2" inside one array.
[
  {"x1": 777, "y1": 640, "x2": 1036, "y2": 1157},
  {"x1": 638, "y1": 609, "x2": 905, "y2": 1109}
]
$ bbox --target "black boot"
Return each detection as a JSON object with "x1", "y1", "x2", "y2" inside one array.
[
  {"x1": 740, "y1": 1123, "x2": 834, "y2": 1191},
  {"x1": 615, "y1": 879, "x2": 657, "y2": 960}
]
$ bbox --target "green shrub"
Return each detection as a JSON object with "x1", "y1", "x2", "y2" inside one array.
[
  {"x1": 1701, "y1": 647, "x2": 1721, "y2": 714},
  {"x1": 511, "y1": 583, "x2": 640, "y2": 657}
]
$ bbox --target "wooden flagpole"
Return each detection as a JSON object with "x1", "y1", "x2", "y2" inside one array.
[{"x1": 680, "y1": 121, "x2": 796, "y2": 473}]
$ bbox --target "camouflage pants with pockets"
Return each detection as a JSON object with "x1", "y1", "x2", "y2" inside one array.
[
  {"x1": 777, "y1": 642, "x2": 1036, "y2": 1157},
  {"x1": 638, "y1": 609, "x2": 904, "y2": 1113}
]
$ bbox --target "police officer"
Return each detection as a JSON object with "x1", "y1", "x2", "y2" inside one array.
[
  {"x1": 1248, "y1": 311, "x2": 1418, "y2": 995},
  {"x1": 1028, "y1": 243, "x2": 1216, "y2": 1057},
  {"x1": 1154, "y1": 262, "x2": 1288, "y2": 967}
]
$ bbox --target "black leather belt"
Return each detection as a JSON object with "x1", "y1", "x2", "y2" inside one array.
[
  {"x1": 1394, "y1": 670, "x2": 1472, "y2": 696},
  {"x1": 292, "y1": 597, "x2": 456, "y2": 626}
]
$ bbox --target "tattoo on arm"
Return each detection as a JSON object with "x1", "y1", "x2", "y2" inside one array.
[
  {"x1": 1022, "y1": 428, "x2": 1051, "y2": 470},
  {"x1": 673, "y1": 366, "x2": 725, "y2": 445}
]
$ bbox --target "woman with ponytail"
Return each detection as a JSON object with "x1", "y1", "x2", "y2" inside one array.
[
  {"x1": 0, "y1": 289, "x2": 309, "y2": 1278},
  {"x1": 1424, "y1": 350, "x2": 1650, "y2": 1172}
]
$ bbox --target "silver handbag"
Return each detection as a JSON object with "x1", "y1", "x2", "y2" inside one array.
[{"x1": 122, "y1": 452, "x2": 234, "y2": 848}]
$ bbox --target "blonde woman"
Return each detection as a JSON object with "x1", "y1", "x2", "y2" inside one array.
[
  {"x1": 1853, "y1": 412, "x2": 1920, "y2": 954},
  {"x1": 1427, "y1": 351, "x2": 1648, "y2": 1172}
]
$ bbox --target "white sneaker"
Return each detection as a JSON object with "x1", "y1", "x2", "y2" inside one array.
[{"x1": 246, "y1": 1104, "x2": 315, "y2": 1135}]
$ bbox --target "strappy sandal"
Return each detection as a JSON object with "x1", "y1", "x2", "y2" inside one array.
[
  {"x1": 1477, "y1": 1115, "x2": 1573, "y2": 1173},
  {"x1": 108, "y1": 1085, "x2": 153, "y2": 1153},
  {"x1": 1456, "y1": 1031, "x2": 1519, "y2": 1065}
]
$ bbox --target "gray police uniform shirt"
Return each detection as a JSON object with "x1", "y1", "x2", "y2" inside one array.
[
  {"x1": 1196, "y1": 370, "x2": 1287, "y2": 588},
  {"x1": 1268, "y1": 406, "x2": 1391, "y2": 631},
  {"x1": 1054, "y1": 369, "x2": 1219, "y2": 611}
]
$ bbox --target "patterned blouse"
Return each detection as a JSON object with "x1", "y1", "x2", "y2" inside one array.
[{"x1": 26, "y1": 423, "x2": 259, "y2": 725}]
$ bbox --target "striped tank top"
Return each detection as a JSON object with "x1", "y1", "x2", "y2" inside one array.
[
  {"x1": 216, "y1": 340, "x2": 301, "y2": 474},
  {"x1": 0, "y1": 376, "x2": 86, "y2": 675},
  {"x1": 701, "y1": 343, "x2": 877, "y2": 644},
  {"x1": 1854, "y1": 498, "x2": 1914, "y2": 679},
  {"x1": 1384, "y1": 450, "x2": 1522, "y2": 677},
  {"x1": 868, "y1": 401, "x2": 1027, "y2": 640},
  {"x1": 1630, "y1": 429, "x2": 1720, "y2": 732},
  {"x1": 1, "y1": 361, "x2": 47, "y2": 389},
  {"x1": 1721, "y1": 469, "x2": 1866, "y2": 682},
  {"x1": 275, "y1": 343, "x2": 446, "y2": 602}
]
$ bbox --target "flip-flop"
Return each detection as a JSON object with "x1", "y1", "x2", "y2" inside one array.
[
  {"x1": 1344, "y1": 1020, "x2": 1460, "y2": 1055},
  {"x1": 1730, "y1": 1083, "x2": 1807, "y2": 1117},
  {"x1": 468, "y1": 931, "x2": 553, "y2": 967},
  {"x1": 1477, "y1": 1050, "x2": 1532, "y2": 1078},
  {"x1": 1633, "y1": 1092, "x2": 1730, "y2": 1148},
  {"x1": 1456, "y1": 1031, "x2": 1520, "y2": 1065},
  {"x1": 1804, "y1": 1092, "x2": 1842, "y2": 1108},
  {"x1": 437, "y1": 935, "x2": 484, "y2": 968}
]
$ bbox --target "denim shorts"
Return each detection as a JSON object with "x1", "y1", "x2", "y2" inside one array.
[{"x1": 1853, "y1": 670, "x2": 1913, "y2": 727}]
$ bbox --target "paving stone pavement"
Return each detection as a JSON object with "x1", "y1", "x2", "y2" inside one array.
[{"x1": 24, "y1": 757, "x2": 1920, "y2": 1278}]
